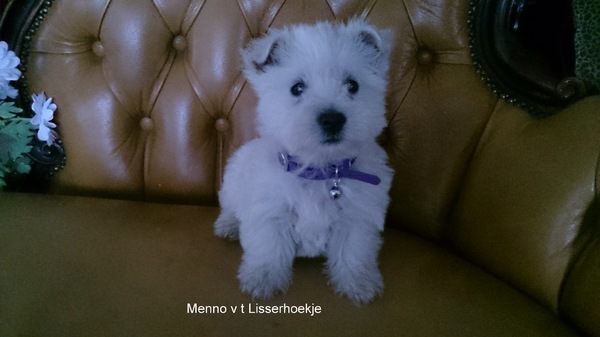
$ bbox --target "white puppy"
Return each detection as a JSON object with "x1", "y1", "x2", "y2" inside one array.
[{"x1": 214, "y1": 19, "x2": 393, "y2": 304}]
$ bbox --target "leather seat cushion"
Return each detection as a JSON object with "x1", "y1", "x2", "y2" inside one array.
[{"x1": 0, "y1": 193, "x2": 578, "y2": 336}]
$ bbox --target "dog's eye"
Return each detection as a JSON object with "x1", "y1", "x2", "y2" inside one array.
[
  {"x1": 290, "y1": 81, "x2": 305, "y2": 97},
  {"x1": 345, "y1": 78, "x2": 359, "y2": 95}
]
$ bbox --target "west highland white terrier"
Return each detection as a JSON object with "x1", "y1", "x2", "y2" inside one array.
[{"x1": 214, "y1": 19, "x2": 393, "y2": 304}]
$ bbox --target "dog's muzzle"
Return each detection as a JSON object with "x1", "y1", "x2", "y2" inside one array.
[{"x1": 317, "y1": 109, "x2": 346, "y2": 144}]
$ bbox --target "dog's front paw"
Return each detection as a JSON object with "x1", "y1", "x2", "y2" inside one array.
[
  {"x1": 214, "y1": 210, "x2": 240, "y2": 240},
  {"x1": 329, "y1": 267, "x2": 384, "y2": 305},
  {"x1": 238, "y1": 261, "x2": 292, "y2": 300}
]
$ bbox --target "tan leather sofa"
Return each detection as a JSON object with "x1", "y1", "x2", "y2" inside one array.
[{"x1": 1, "y1": 0, "x2": 599, "y2": 336}]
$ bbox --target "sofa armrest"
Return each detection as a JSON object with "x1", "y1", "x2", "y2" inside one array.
[
  {"x1": 561, "y1": 202, "x2": 600, "y2": 335},
  {"x1": 447, "y1": 95, "x2": 600, "y2": 319}
]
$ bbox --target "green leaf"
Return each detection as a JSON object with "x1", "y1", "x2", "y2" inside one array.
[
  {"x1": 0, "y1": 101, "x2": 23, "y2": 119},
  {"x1": 0, "y1": 100, "x2": 34, "y2": 189},
  {"x1": 0, "y1": 132, "x2": 16, "y2": 163},
  {"x1": 0, "y1": 120, "x2": 33, "y2": 160},
  {"x1": 0, "y1": 127, "x2": 33, "y2": 189},
  {"x1": 0, "y1": 161, "x2": 9, "y2": 189},
  {"x1": 14, "y1": 157, "x2": 32, "y2": 174}
]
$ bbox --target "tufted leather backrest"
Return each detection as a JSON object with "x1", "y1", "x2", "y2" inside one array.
[{"x1": 25, "y1": 0, "x2": 496, "y2": 235}]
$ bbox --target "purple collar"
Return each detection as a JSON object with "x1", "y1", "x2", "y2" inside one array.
[{"x1": 278, "y1": 152, "x2": 381, "y2": 185}]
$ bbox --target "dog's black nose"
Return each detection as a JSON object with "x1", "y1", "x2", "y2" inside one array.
[{"x1": 318, "y1": 109, "x2": 346, "y2": 143}]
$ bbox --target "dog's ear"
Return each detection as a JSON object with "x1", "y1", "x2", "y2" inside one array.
[
  {"x1": 349, "y1": 20, "x2": 393, "y2": 75},
  {"x1": 358, "y1": 28, "x2": 384, "y2": 53},
  {"x1": 242, "y1": 32, "x2": 285, "y2": 74}
]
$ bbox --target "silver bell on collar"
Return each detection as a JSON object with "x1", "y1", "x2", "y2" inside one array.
[{"x1": 329, "y1": 178, "x2": 342, "y2": 200}]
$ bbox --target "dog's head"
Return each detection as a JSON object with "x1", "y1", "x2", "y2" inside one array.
[{"x1": 242, "y1": 19, "x2": 392, "y2": 163}]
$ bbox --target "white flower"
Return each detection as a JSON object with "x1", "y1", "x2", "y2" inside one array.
[
  {"x1": 0, "y1": 41, "x2": 21, "y2": 100},
  {"x1": 30, "y1": 92, "x2": 58, "y2": 146},
  {"x1": 0, "y1": 80, "x2": 18, "y2": 99}
]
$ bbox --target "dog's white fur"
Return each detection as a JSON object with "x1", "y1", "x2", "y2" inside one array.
[{"x1": 214, "y1": 19, "x2": 393, "y2": 304}]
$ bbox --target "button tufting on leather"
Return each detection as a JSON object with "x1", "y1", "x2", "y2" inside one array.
[
  {"x1": 140, "y1": 117, "x2": 154, "y2": 131},
  {"x1": 417, "y1": 50, "x2": 434, "y2": 65},
  {"x1": 215, "y1": 118, "x2": 229, "y2": 132},
  {"x1": 172, "y1": 35, "x2": 187, "y2": 52},
  {"x1": 92, "y1": 41, "x2": 105, "y2": 57}
]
